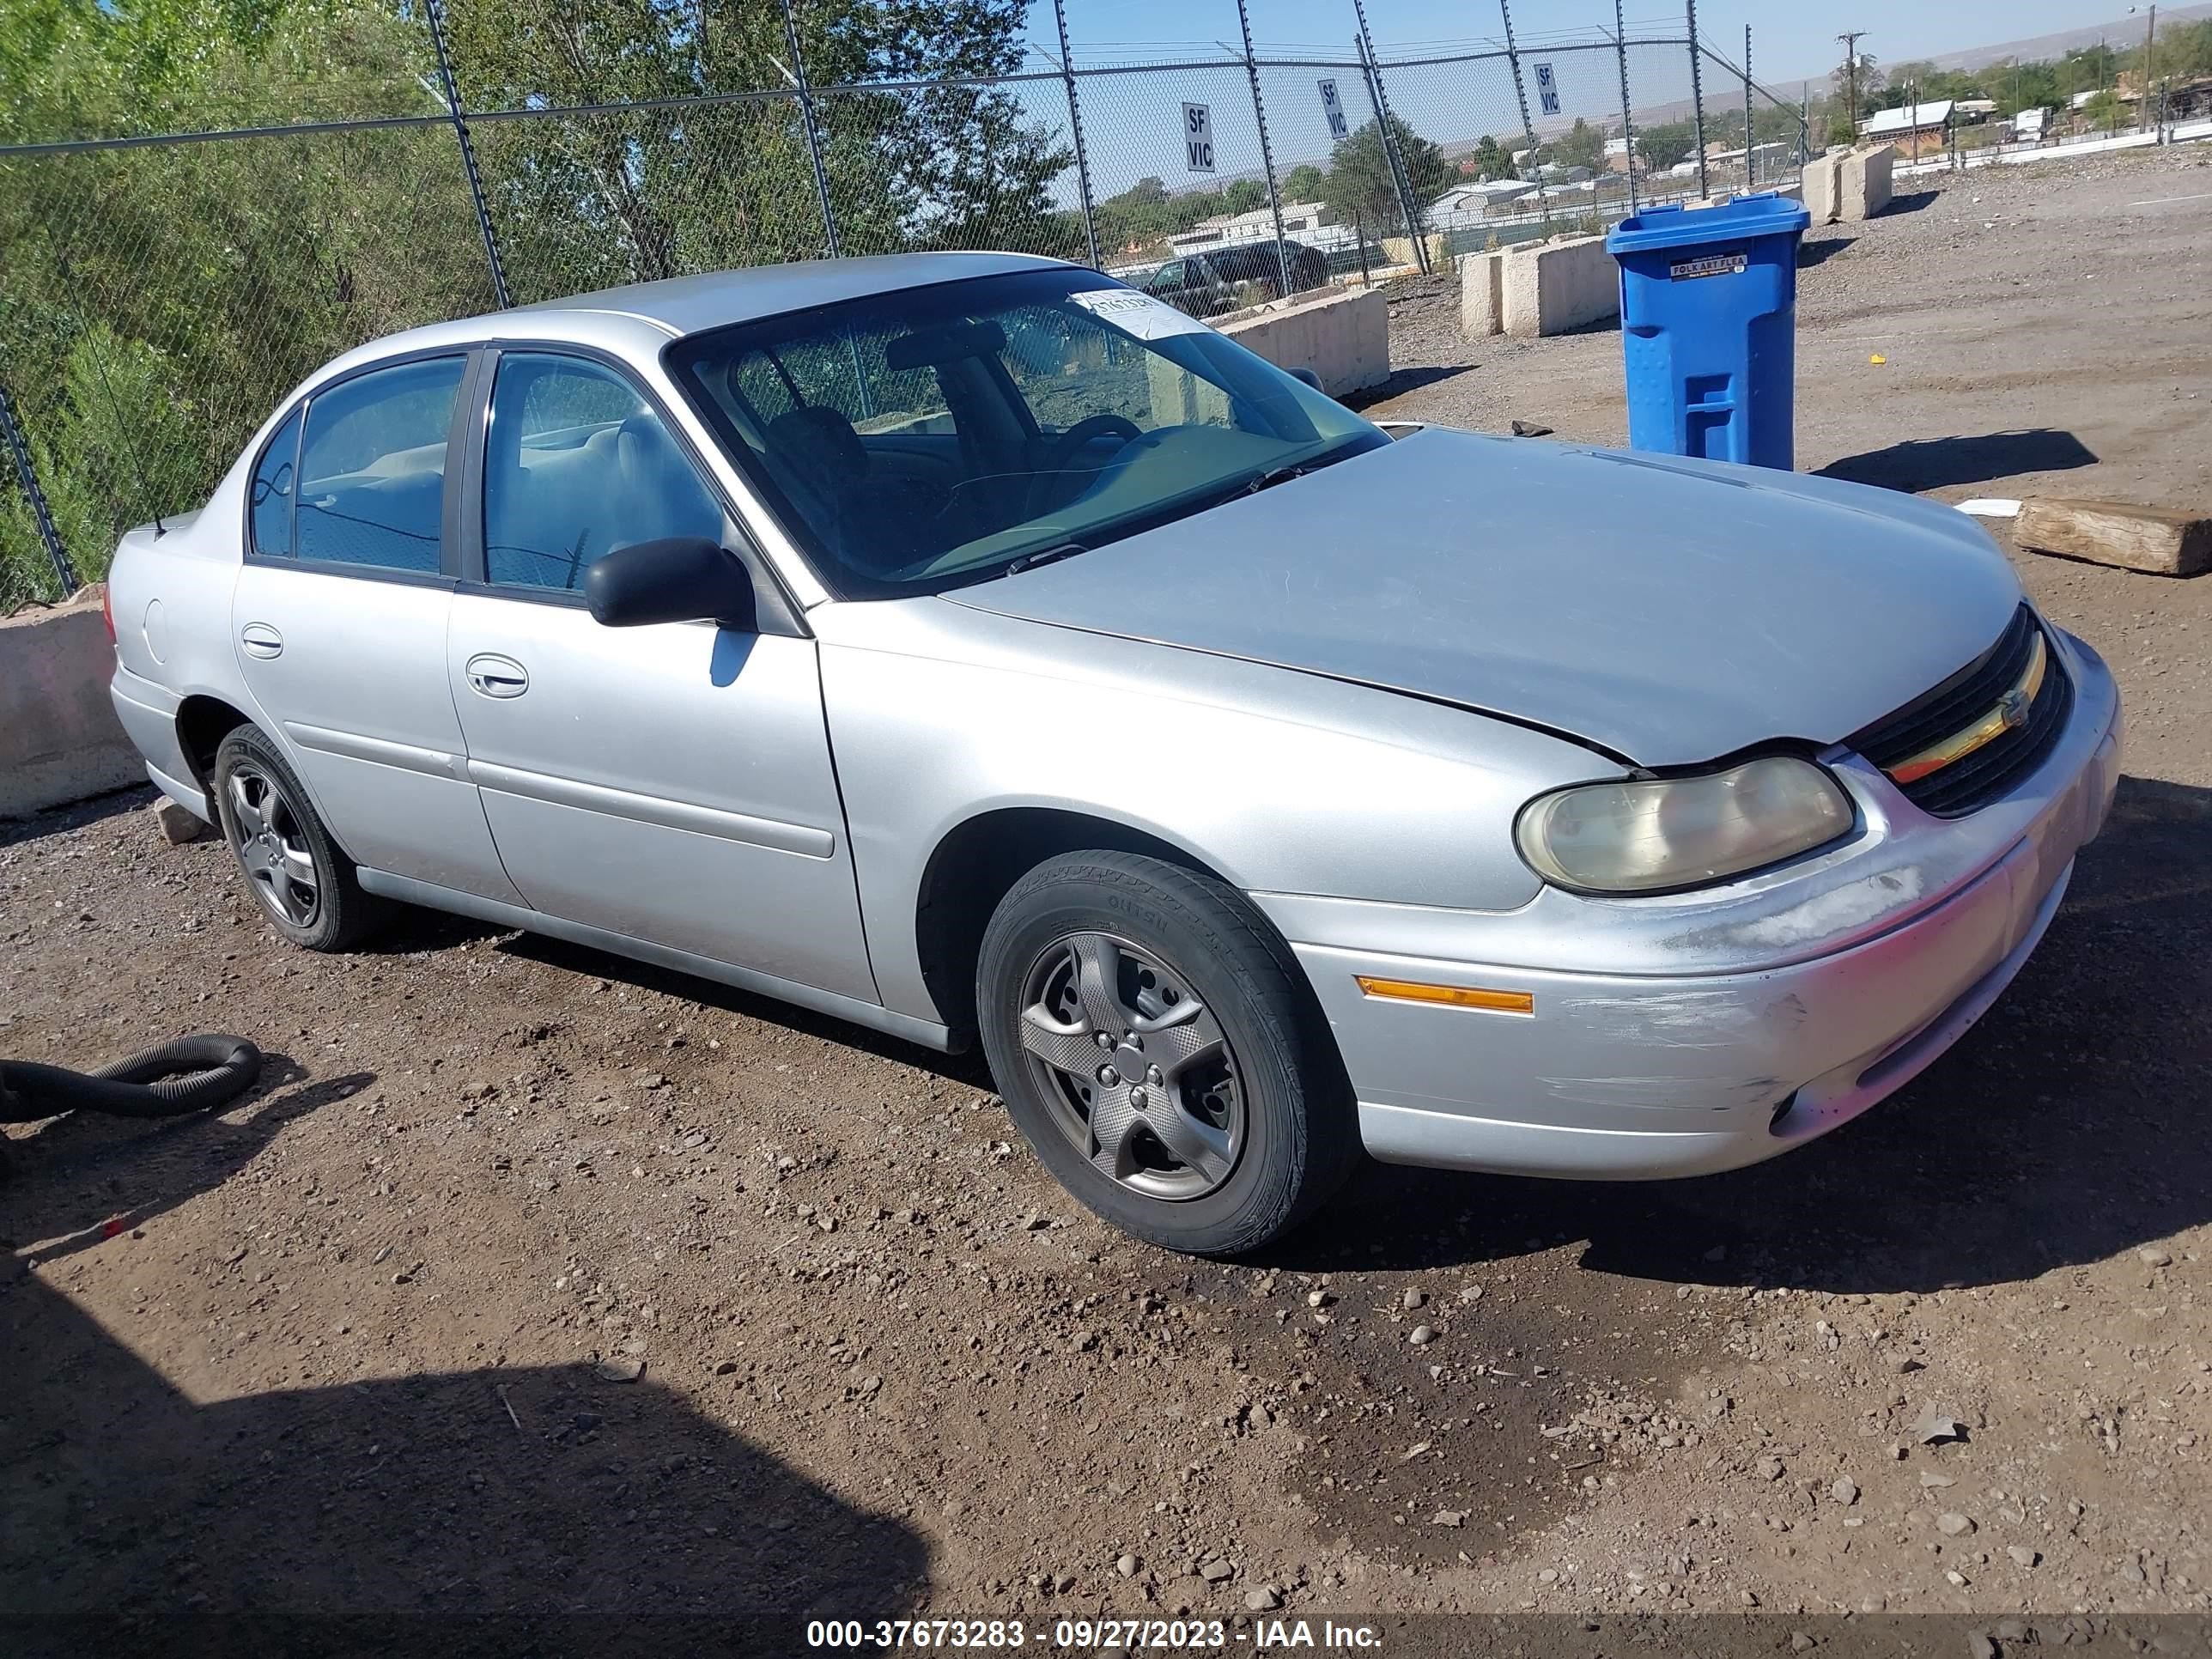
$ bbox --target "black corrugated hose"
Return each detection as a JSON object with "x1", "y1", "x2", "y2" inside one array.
[{"x1": 0, "y1": 1036, "x2": 263, "y2": 1124}]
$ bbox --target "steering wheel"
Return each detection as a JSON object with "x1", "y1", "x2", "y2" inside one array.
[{"x1": 1024, "y1": 414, "x2": 1144, "y2": 520}]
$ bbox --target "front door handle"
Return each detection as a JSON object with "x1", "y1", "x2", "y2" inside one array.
[
  {"x1": 465, "y1": 653, "x2": 529, "y2": 699},
  {"x1": 240, "y1": 622, "x2": 283, "y2": 659}
]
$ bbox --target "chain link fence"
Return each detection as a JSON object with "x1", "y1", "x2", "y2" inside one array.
[{"x1": 0, "y1": 7, "x2": 1805, "y2": 608}]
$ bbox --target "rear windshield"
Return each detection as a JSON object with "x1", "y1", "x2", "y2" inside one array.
[{"x1": 665, "y1": 267, "x2": 1383, "y2": 599}]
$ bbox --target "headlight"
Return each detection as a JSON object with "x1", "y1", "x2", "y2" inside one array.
[{"x1": 1516, "y1": 757, "x2": 1854, "y2": 895}]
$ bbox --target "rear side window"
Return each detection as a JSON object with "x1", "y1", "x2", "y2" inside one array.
[
  {"x1": 295, "y1": 356, "x2": 466, "y2": 573},
  {"x1": 248, "y1": 409, "x2": 301, "y2": 559}
]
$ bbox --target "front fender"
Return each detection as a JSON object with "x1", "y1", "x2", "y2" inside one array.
[{"x1": 817, "y1": 599, "x2": 1612, "y2": 1024}]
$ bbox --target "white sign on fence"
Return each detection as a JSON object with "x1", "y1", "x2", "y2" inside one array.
[
  {"x1": 1318, "y1": 78, "x2": 1349, "y2": 140},
  {"x1": 1183, "y1": 102, "x2": 1216, "y2": 173},
  {"x1": 1534, "y1": 61, "x2": 1560, "y2": 117}
]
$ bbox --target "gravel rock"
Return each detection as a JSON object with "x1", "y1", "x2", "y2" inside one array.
[
  {"x1": 1244, "y1": 1586, "x2": 1281, "y2": 1612},
  {"x1": 1117, "y1": 1554, "x2": 1139, "y2": 1578},
  {"x1": 2139, "y1": 1247, "x2": 2172, "y2": 1267},
  {"x1": 1832, "y1": 1478, "x2": 1860, "y2": 1506},
  {"x1": 1936, "y1": 1512, "x2": 1976, "y2": 1537},
  {"x1": 2008, "y1": 1547, "x2": 2040, "y2": 1569},
  {"x1": 1408, "y1": 1325, "x2": 1436, "y2": 1347}
]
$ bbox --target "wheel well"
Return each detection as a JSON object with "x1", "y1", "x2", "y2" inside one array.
[
  {"x1": 174, "y1": 696, "x2": 252, "y2": 798},
  {"x1": 914, "y1": 809, "x2": 1231, "y2": 1041}
]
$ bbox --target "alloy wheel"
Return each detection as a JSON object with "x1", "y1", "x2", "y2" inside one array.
[
  {"x1": 227, "y1": 763, "x2": 320, "y2": 928},
  {"x1": 1015, "y1": 931, "x2": 1245, "y2": 1200}
]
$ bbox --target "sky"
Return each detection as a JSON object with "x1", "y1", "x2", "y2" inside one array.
[{"x1": 1025, "y1": 0, "x2": 2163, "y2": 89}]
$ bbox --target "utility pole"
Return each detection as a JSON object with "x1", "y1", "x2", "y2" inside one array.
[
  {"x1": 2137, "y1": 5, "x2": 2158, "y2": 132},
  {"x1": 1837, "y1": 30, "x2": 1866, "y2": 144}
]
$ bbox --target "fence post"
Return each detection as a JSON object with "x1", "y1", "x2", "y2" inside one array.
[
  {"x1": 1049, "y1": 0, "x2": 1102, "y2": 268},
  {"x1": 0, "y1": 380, "x2": 76, "y2": 597},
  {"x1": 1801, "y1": 82, "x2": 1811, "y2": 167},
  {"x1": 1233, "y1": 0, "x2": 1293, "y2": 298},
  {"x1": 1612, "y1": 0, "x2": 1638, "y2": 213},
  {"x1": 1686, "y1": 0, "x2": 1710, "y2": 198},
  {"x1": 779, "y1": 0, "x2": 841, "y2": 258},
  {"x1": 1498, "y1": 0, "x2": 1551, "y2": 234},
  {"x1": 424, "y1": 0, "x2": 512, "y2": 308},
  {"x1": 1743, "y1": 27, "x2": 1754, "y2": 188},
  {"x1": 1352, "y1": 0, "x2": 1430, "y2": 275}
]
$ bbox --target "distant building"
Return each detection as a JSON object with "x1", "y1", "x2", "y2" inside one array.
[
  {"x1": 1165, "y1": 200, "x2": 1336, "y2": 257},
  {"x1": 1954, "y1": 98, "x2": 1998, "y2": 120},
  {"x1": 1858, "y1": 98, "x2": 1954, "y2": 143},
  {"x1": 2010, "y1": 106, "x2": 2048, "y2": 139}
]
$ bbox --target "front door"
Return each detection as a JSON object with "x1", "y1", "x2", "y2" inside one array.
[
  {"x1": 444, "y1": 349, "x2": 875, "y2": 1002},
  {"x1": 230, "y1": 353, "x2": 522, "y2": 903}
]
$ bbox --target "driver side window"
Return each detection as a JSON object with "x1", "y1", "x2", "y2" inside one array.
[{"x1": 482, "y1": 354, "x2": 724, "y2": 592}]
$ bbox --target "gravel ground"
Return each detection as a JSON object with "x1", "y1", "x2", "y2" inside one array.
[{"x1": 4, "y1": 149, "x2": 2211, "y2": 1653}]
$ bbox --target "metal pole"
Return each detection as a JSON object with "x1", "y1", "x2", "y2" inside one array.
[
  {"x1": 0, "y1": 381, "x2": 75, "y2": 596},
  {"x1": 1353, "y1": 34, "x2": 1428, "y2": 275},
  {"x1": 1048, "y1": 0, "x2": 1102, "y2": 268},
  {"x1": 1498, "y1": 0, "x2": 1550, "y2": 234},
  {"x1": 1801, "y1": 81, "x2": 1810, "y2": 166},
  {"x1": 779, "y1": 0, "x2": 841, "y2": 258},
  {"x1": 1353, "y1": 0, "x2": 1430, "y2": 274},
  {"x1": 1910, "y1": 79, "x2": 1919, "y2": 165},
  {"x1": 1613, "y1": 0, "x2": 1638, "y2": 213},
  {"x1": 1743, "y1": 27, "x2": 1754, "y2": 188},
  {"x1": 1233, "y1": 0, "x2": 1293, "y2": 299},
  {"x1": 2142, "y1": 5, "x2": 2156, "y2": 134},
  {"x1": 424, "y1": 0, "x2": 511, "y2": 308},
  {"x1": 1686, "y1": 0, "x2": 1710, "y2": 198}
]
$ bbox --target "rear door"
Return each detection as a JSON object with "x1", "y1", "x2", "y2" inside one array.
[
  {"x1": 230, "y1": 352, "x2": 523, "y2": 903},
  {"x1": 443, "y1": 347, "x2": 876, "y2": 1001}
]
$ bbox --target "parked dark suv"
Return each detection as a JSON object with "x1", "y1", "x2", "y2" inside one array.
[{"x1": 1141, "y1": 239, "x2": 1330, "y2": 317}]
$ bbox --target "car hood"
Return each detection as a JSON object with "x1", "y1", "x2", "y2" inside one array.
[{"x1": 945, "y1": 428, "x2": 2023, "y2": 766}]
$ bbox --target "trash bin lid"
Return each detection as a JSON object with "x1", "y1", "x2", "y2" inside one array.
[{"x1": 1606, "y1": 191, "x2": 1811, "y2": 253}]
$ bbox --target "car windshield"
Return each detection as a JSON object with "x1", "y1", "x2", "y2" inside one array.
[{"x1": 665, "y1": 267, "x2": 1387, "y2": 598}]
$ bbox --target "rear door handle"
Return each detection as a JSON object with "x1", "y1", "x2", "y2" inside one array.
[
  {"x1": 240, "y1": 623, "x2": 283, "y2": 659},
  {"x1": 465, "y1": 653, "x2": 529, "y2": 699}
]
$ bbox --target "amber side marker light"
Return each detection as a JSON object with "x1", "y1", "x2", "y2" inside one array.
[{"x1": 1354, "y1": 976, "x2": 1534, "y2": 1015}]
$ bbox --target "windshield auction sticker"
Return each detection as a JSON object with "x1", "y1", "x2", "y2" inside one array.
[{"x1": 1068, "y1": 287, "x2": 1214, "y2": 340}]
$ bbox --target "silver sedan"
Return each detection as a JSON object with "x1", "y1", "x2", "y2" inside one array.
[{"x1": 105, "y1": 252, "x2": 2122, "y2": 1255}]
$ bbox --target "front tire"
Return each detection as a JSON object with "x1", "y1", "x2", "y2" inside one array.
[
  {"x1": 211, "y1": 726, "x2": 382, "y2": 951},
  {"x1": 976, "y1": 852, "x2": 1356, "y2": 1256}
]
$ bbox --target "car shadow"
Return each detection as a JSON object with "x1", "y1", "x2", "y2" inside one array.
[
  {"x1": 491, "y1": 933, "x2": 998, "y2": 1091},
  {"x1": 0, "y1": 1054, "x2": 929, "y2": 1653},
  {"x1": 1266, "y1": 774, "x2": 2212, "y2": 1297},
  {"x1": 1815, "y1": 427, "x2": 2098, "y2": 493}
]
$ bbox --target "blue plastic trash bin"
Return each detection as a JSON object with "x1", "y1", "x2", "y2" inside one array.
[{"x1": 1606, "y1": 192, "x2": 1811, "y2": 471}]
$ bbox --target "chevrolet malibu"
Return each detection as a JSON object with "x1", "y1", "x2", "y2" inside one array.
[{"x1": 105, "y1": 252, "x2": 2122, "y2": 1255}]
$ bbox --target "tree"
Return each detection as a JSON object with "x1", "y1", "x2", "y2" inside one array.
[
  {"x1": 1548, "y1": 117, "x2": 1605, "y2": 172},
  {"x1": 1320, "y1": 112, "x2": 1449, "y2": 231},
  {"x1": 1463, "y1": 134, "x2": 1510, "y2": 181},
  {"x1": 1282, "y1": 162, "x2": 1327, "y2": 201},
  {"x1": 1832, "y1": 52, "x2": 1886, "y2": 122},
  {"x1": 1634, "y1": 118, "x2": 1696, "y2": 171},
  {"x1": 1220, "y1": 177, "x2": 1266, "y2": 215}
]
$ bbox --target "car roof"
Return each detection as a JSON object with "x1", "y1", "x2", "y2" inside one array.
[{"x1": 307, "y1": 252, "x2": 1080, "y2": 389}]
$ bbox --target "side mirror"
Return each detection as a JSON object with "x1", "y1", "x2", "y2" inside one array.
[
  {"x1": 585, "y1": 537, "x2": 756, "y2": 631},
  {"x1": 1286, "y1": 366, "x2": 1325, "y2": 393}
]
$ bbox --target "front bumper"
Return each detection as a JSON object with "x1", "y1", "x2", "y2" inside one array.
[{"x1": 1255, "y1": 627, "x2": 2124, "y2": 1180}]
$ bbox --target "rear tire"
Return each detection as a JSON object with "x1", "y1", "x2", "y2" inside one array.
[
  {"x1": 976, "y1": 851, "x2": 1357, "y2": 1256},
  {"x1": 211, "y1": 726, "x2": 383, "y2": 952}
]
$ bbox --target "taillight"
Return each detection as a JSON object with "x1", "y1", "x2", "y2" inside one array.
[{"x1": 100, "y1": 581, "x2": 116, "y2": 644}]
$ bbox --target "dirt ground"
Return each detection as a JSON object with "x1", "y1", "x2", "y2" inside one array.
[{"x1": 5, "y1": 150, "x2": 2211, "y2": 1654}]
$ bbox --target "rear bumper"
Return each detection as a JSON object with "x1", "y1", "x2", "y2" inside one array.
[
  {"x1": 1258, "y1": 627, "x2": 2123, "y2": 1181},
  {"x1": 110, "y1": 664, "x2": 207, "y2": 818}
]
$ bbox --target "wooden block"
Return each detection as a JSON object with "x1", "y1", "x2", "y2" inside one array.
[{"x1": 2014, "y1": 497, "x2": 2212, "y2": 577}]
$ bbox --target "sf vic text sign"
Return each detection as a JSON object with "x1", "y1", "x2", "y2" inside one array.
[{"x1": 1183, "y1": 102, "x2": 1216, "y2": 173}]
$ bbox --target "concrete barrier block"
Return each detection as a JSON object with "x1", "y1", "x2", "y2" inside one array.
[
  {"x1": 1, "y1": 586, "x2": 141, "y2": 820},
  {"x1": 1802, "y1": 152, "x2": 1844, "y2": 224},
  {"x1": 1459, "y1": 249, "x2": 1504, "y2": 337},
  {"x1": 1500, "y1": 234, "x2": 1619, "y2": 338},
  {"x1": 1218, "y1": 286, "x2": 1390, "y2": 397},
  {"x1": 1838, "y1": 144, "x2": 1894, "y2": 221}
]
